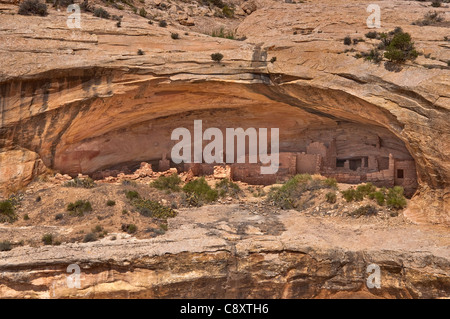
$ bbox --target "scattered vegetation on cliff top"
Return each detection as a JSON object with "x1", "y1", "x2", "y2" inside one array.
[
  {"x1": 18, "y1": 0, "x2": 48, "y2": 17},
  {"x1": 412, "y1": 11, "x2": 445, "y2": 26},
  {"x1": 356, "y1": 27, "x2": 418, "y2": 68}
]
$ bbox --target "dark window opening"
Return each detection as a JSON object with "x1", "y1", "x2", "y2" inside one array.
[
  {"x1": 336, "y1": 159, "x2": 346, "y2": 168},
  {"x1": 349, "y1": 159, "x2": 362, "y2": 171},
  {"x1": 397, "y1": 169, "x2": 404, "y2": 179}
]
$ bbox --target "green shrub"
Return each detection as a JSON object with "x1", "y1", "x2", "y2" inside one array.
[
  {"x1": 106, "y1": 200, "x2": 116, "y2": 206},
  {"x1": 132, "y1": 199, "x2": 177, "y2": 219},
  {"x1": 341, "y1": 188, "x2": 356, "y2": 202},
  {"x1": 0, "y1": 241, "x2": 12, "y2": 252},
  {"x1": 364, "y1": 48, "x2": 383, "y2": 63},
  {"x1": 64, "y1": 177, "x2": 96, "y2": 189},
  {"x1": 384, "y1": 31, "x2": 418, "y2": 63},
  {"x1": 431, "y1": 0, "x2": 442, "y2": 7},
  {"x1": 267, "y1": 174, "x2": 324, "y2": 209},
  {"x1": 413, "y1": 11, "x2": 444, "y2": 26},
  {"x1": 365, "y1": 31, "x2": 378, "y2": 39},
  {"x1": 160, "y1": 223, "x2": 168, "y2": 231},
  {"x1": 211, "y1": 27, "x2": 235, "y2": 39},
  {"x1": 350, "y1": 205, "x2": 378, "y2": 218},
  {"x1": 215, "y1": 178, "x2": 241, "y2": 198},
  {"x1": 18, "y1": 0, "x2": 48, "y2": 16},
  {"x1": 23, "y1": 214, "x2": 30, "y2": 220},
  {"x1": 122, "y1": 179, "x2": 137, "y2": 186},
  {"x1": 125, "y1": 190, "x2": 140, "y2": 200},
  {"x1": 60, "y1": 0, "x2": 74, "y2": 7},
  {"x1": 158, "y1": 20, "x2": 167, "y2": 27},
  {"x1": 211, "y1": 52, "x2": 224, "y2": 62},
  {"x1": 370, "y1": 191, "x2": 386, "y2": 206},
  {"x1": 93, "y1": 7, "x2": 110, "y2": 19},
  {"x1": 55, "y1": 213, "x2": 63, "y2": 220},
  {"x1": 171, "y1": 33, "x2": 179, "y2": 40},
  {"x1": 356, "y1": 183, "x2": 377, "y2": 198},
  {"x1": 83, "y1": 232, "x2": 97, "y2": 242},
  {"x1": 323, "y1": 177, "x2": 338, "y2": 189},
  {"x1": 222, "y1": 5, "x2": 234, "y2": 18},
  {"x1": 183, "y1": 177, "x2": 218, "y2": 206},
  {"x1": 325, "y1": 192, "x2": 337, "y2": 204},
  {"x1": 344, "y1": 36, "x2": 352, "y2": 45},
  {"x1": 0, "y1": 200, "x2": 17, "y2": 223},
  {"x1": 42, "y1": 233, "x2": 53, "y2": 245},
  {"x1": 386, "y1": 186, "x2": 407, "y2": 210},
  {"x1": 151, "y1": 174, "x2": 182, "y2": 192},
  {"x1": 139, "y1": 7, "x2": 147, "y2": 17},
  {"x1": 122, "y1": 223, "x2": 137, "y2": 234},
  {"x1": 67, "y1": 200, "x2": 93, "y2": 216}
]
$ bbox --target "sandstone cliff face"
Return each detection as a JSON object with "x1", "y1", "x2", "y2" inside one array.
[
  {"x1": 0, "y1": 0, "x2": 449, "y2": 224},
  {"x1": 1, "y1": 206, "x2": 449, "y2": 298}
]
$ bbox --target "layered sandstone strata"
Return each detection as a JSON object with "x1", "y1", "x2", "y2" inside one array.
[{"x1": 0, "y1": 205, "x2": 449, "y2": 298}]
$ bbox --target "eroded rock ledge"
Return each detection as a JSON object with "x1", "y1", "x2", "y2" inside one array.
[
  {"x1": 0, "y1": 206, "x2": 449, "y2": 299},
  {"x1": 0, "y1": 1, "x2": 449, "y2": 225}
]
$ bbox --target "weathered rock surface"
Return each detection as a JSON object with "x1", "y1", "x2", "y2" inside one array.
[
  {"x1": 0, "y1": 0, "x2": 449, "y2": 226},
  {"x1": 0, "y1": 205, "x2": 449, "y2": 298}
]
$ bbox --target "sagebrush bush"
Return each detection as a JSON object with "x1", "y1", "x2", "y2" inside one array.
[
  {"x1": 211, "y1": 27, "x2": 235, "y2": 39},
  {"x1": 386, "y1": 186, "x2": 407, "y2": 209},
  {"x1": 42, "y1": 233, "x2": 53, "y2": 245},
  {"x1": 0, "y1": 200, "x2": 17, "y2": 223},
  {"x1": 171, "y1": 33, "x2": 179, "y2": 40},
  {"x1": 369, "y1": 190, "x2": 386, "y2": 206},
  {"x1": 211, "y1": 53, "x2": 224, "y2": 62},
  {"x1": 215, "y1": 178, "x2": 241, "y2": 198},
  {"x1": 343, "y1": 36, "x2": 352, "y2": 45},
  {"x1": 325, "y1": 192, "x2": 337, "y2": 204},
  {"x1": 158, "y1": 20, "x2": 167, "y2": 27},
  {"x1": 365, "y1": 31, "x2": 378, "y2": 39},
  {"x1": 183, "y1": 177, "x2": 218, "y2": 206},
  {"x1": 18, "y1": 0, "x2": 48, "y2": 16},
  {"x1": 122, "y1": 223, "x2": 137, "y2": 234},
  {"x1": 132, "y1": 199, "x2": 177, "y2": 218},
  {"x1": 64, "y1": 177, "x2": 96, "y2": 189},
  {"x1": 93, "y1": 7, "x2": 110, "y2": 19},
  {"x1": 125, "y1": 190, "x2": 140, "y2": 201},
  {"x1": 342, "y1": 188, "x2": 356, "y2": 202},
  {"x1": 413, "y1": 11, "x2": 444, "y2": 26},
  {"x1": 323, "y1": 177, "x2": 338, "y2": 189},
  {"x1": 151, "y1": 174, "x2": 181, "y2": 192},
  {"x1": 222, "y1": 5, "x2": 234, "y2": 18},
  {"x1": 350, "y1": 205, "x2": 378, "y2": 218},
  {"x1": 106, "y1": 200, "x2": 116, "y2": 206},
  {"x1": 0, "y1": 240, "x2": 12, "y2": 252},
  {"x1": 83, "y1": 232, "x2": 97, "y2": 242},
  {"x1": 67, "y1": 200, "x2": 93, "y2": 216},
  {"x1": 267, "y1": 174, "x2": 333, "y2": 209}
]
